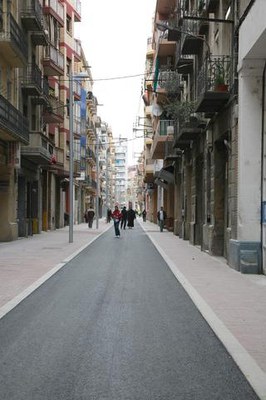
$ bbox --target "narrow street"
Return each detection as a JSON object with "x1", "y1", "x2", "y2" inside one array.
[{"x1": 0, "y1": 222, "x2": 259, "y2": 400}]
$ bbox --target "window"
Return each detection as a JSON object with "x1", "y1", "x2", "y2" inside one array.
[
  {"x1": 66, "y1": 14, "x2": 72, "y2": 35},
  {"x1": 66, "y1": 58, "x2": 71, "y2": 76}
]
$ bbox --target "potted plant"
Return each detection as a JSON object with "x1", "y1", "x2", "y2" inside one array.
[{"x1": 214, "y1": 63, "x2": 228, "y2": 92}]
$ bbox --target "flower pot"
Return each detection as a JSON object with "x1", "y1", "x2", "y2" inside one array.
[{"x1": 214, "y1": 84, "x2": 228, "y2": 92}]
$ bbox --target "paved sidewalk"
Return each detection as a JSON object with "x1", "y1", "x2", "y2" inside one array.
[{"x1": 0, "y1": 218, "x2": 266, "y2": 399}]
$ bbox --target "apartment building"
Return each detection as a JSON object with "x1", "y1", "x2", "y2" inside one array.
[
  {"x1": 0, "y1": 0, "x2": 108, "y2": 241},
  {"x1": 127, "y1": 156, "x2": 145, "y2": 213},
  {"x1": 114, "y1": 138, "x2": 127, "y2": 206},
  {"x1": 142, "y1": 0, "x2": 266, "y2": 273}
]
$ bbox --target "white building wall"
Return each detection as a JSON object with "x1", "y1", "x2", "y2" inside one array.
[
  {"x1": 237, "y1": 61, "x2": 263, "y2": 241},
  {"x1": 236, "y1": 0, "x2": 266, "y2": 272}
]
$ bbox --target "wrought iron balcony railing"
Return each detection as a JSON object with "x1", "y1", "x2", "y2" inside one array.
[
  {"x1": 157, "y1": 69, "x2": 181, "y2": 94},
  {"x1": 196, "y1": 55, "x2": 232, "y2": 113},
  {"x1": 21, "y1": 63, "x2": 42, "y2": 93},
  {"x1": 0, "y1": 95, "x2": 29, "y2": 143},
  {"x1": 0, "y1": 12, "x2": 27, "y2": 66},
  {"x1": 21, "y1": 0, "x2": 44, "y2": 31},
  {"x1": 197, "y1": 55, "x2": 232, "y2": 96}
]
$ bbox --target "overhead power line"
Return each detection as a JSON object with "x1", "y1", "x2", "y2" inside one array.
[{"x1": 61, "y1": 72, "x2": 152, "y2": 83}]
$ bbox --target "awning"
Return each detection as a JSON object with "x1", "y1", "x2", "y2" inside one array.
[{"x1": 158, "y1": 164, "x2": 174, "y2": 183}]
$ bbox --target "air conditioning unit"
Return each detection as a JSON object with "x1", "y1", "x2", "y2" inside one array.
[{"x1": 66, "y1": 150, "x2": 70, "y2": 158}]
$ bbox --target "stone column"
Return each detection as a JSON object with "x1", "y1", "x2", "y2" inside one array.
[{"x1": 229, "y1": 60, "x2": 264, "y2": 272}]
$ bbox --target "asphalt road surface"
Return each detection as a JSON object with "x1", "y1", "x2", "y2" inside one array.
[{"x1": 0, "y1": 222, "x2": 259, "y2": 399}]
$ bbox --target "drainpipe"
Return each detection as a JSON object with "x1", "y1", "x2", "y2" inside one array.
[{"x1": 260, "y1": 62, "x2": 266, "y2": 274}]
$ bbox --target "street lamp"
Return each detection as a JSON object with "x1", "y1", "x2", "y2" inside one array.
[
  {"x1": 69, "y1": 71, "x2": 89, "y2": 243},
  {"x1": 95, "y1": 130, "x2": 99, "y2": 229}
]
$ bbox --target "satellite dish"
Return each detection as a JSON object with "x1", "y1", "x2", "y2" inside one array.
[{"x1": 152, "y1": 103, "x2": 163, "y2": 117}]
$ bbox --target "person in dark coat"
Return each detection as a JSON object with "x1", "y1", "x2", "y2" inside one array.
[
  {"x1": 157, "y1": 206, "x2": 167, "y2": 232},
  {"x1": 107, "y1": 208, "x2": 112, "y2": 223},
  {"x1": 84, "y1": 206, "x2": 95, "y2": 228},
  {"x1": 127, "y1": 205, "x2": 136, "y2": 228},
  {"x1": 121, "y1": 206, "x2": 127, "y2": 229},
  {"x1": 142, "y1": 209, "x2": 147, "y2": 222}
]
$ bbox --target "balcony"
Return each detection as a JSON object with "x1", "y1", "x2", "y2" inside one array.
[
  {"x1": 74, "y1": 0, "x2": 81, "y2": 22},
  {"x1": 73, "y1": 117, "x2": 81, "y2": 136},
  {"x1": 43, "y1": 96, "x2": 64, "y2": 123},
  {"x1": 74, "y1": 160, "x2": 80, "y2": 176},
  {"x1": 156, "y1": 69, "x2": 181, "y2": 102},
  {"x1": 196, "y1": 55, "x2": 232, "y2": 114},
  {"x1": 151, "y1": 120, "x2": 174, "y2": 159},
  {"x1": 145, "y1": 71, "x2": 154, "y2": 92},
  {"x1": 21, "y1": 0, "x2": 45, "y2": 32},
  {"x1": 175, "y1": 41, "x2": 194, "y2": 74},
  {"x1": 144, "y1": 158, "x2": 154, "y2": 183},
  {"x1": 55, "y1": 147, "x2": 64, "y2": 166},
  {"x1": 43, "y1": 0, "x2": 64, "y2": 26},
  {"x1": 0, "y1": 95, "x2": 29, "y2": 144},
  {"x1": 21, "y1": 64, "x2": 42, "y2": 96},
  {"x1": 21, "y1": 132, "x2": 55, "y2": 165},
  {"x1": 87, "y1": 119, "x2": 96, "y2": 139},
  {"x1": 31, "y1": 21, "x2": 49, "y2": 46},
  {"x1": 157, "y1": 30, "x2": 176, "y2": 57},
  {"x1": 31, "y1": 76, "x2": 50, "y2": 105},
  {"x1": 157, "y1": 0, "x2": 176, "y2": 19},
  {"x1": 74, "y1": 39, "x2": 81, "y2": 61},
  {"x1": 174, "y1": 115, "x2": 206, "y2": 149},
  {"x1": 73, "y1": 80, "x2": 81, "y2": 100},
  {"x1": 180, "y1": 19, "x2": 203, "y2": 55},
  {"x1": 87, "y1": 91, "x2": 97, "y2": 115},
  {"x1": 86, "y1": 148, "x2": 96, "y2": 164},
  {"x1": 84, "y1": 176, "x2": 97, "y2": 192},
  {"x1": 43, "y1": 45, "x2": 64, "y2": 76},
  {"x1": 0, "y1": 12, "x2": 27, "y2": 67}
]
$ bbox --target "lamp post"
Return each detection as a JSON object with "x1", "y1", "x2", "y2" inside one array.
[
  {"x1": 69, "y1": 71, "x2": 89, "y2": 243},
  {"x1": 95, "y1": 130, "x2": 99, "y2": 229},
  {"x1": 69, "y1": 70, "x2": 74, "y2": 243}
]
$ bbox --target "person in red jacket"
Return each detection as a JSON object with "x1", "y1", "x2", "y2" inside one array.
[{"x1": 112, "y1": 205, "x2": 122, "y2": 237}]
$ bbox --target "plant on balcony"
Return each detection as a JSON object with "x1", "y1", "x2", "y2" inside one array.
[
  {"x1": 158, "y1": 69, "x2": 181, "y2": 98},
  {"x1": 163, "y1": 99, "x2": 196, "y2": 128},
  {"x1": 213, "y1": 61, "x2": 229, "y2": 92}
]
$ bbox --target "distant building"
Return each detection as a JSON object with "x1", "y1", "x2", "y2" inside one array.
[{"x1": 114, "y1": 138, "x2": 128, "y2": 206}]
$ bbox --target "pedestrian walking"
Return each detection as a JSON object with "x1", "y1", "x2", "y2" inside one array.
[
  {"x1": 157, "y1": 206, "x2": 167, "y2": 232},
  {"x1": 121, "y1": 206, "x2": 127, "y2": 229},
  {"x1": 127, "y1": 205, "x2": 136, "y2": 229},
  {"x1": 112, "y1": 205, "x2": 122, "y2": 237},
  {"x1": 142, "y1": 209, "x2": 147, "y2": 222},
  {"x1": 84, "y1": 206, "x2": 95, "y2": 228},
  {"x1": 107, "y1": 208, "x2": 112, "y2": 223}
]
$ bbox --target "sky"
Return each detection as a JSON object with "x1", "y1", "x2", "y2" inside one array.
[{"x1": 75, "y1": 0, "x2": 156, "y2": 164}]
